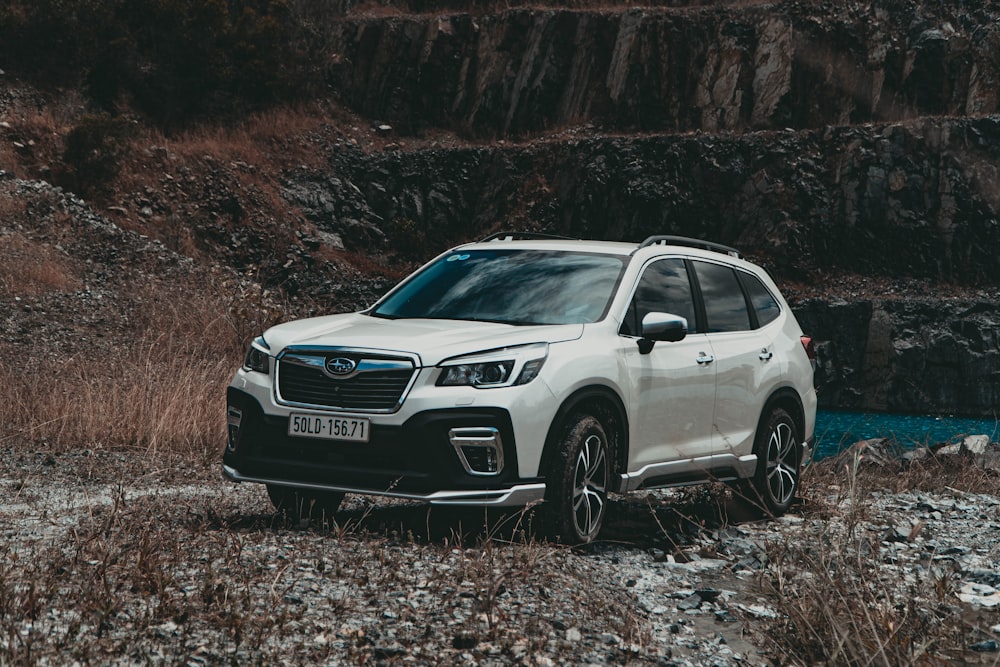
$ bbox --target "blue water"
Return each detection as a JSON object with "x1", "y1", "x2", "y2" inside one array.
[{"x1": 814, "y1": 410, "x2": 1000, "y2": 460}]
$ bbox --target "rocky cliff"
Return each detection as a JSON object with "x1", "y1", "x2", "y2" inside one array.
[
  {"x1": 323, "y1": 1, "x2": 1000, "y2": 138},
  {"x1": 795, "y1": 299, "x2": 1000, "y2": 416},
  {"x1": 290, "y1": 117, "x2": 1000, "y2": 284}
]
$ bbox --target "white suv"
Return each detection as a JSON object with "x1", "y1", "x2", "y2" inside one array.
[{"x1": 223, "y1": 234, "x2": 817, "y2": 543}]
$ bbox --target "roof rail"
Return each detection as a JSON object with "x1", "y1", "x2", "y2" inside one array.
[
  {"x1": 637, "y1": 235, "x2": 741, "y2": 258},
  {"x1": 479, "y1": 231, "x2": 576, "y2": 242}
]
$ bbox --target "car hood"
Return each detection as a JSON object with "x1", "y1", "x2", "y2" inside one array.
[{"x1": 261, "y1": 313, "x2": 584, "y2": 366}]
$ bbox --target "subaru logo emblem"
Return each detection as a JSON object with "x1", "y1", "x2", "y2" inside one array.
[{"x1": 325, "y1": 357, "x2": 356, "y2": 376}]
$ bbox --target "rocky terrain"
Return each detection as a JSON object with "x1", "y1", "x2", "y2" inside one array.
[{"x1": 2, "y1": 437, "x2": 1000, "y2": 665}]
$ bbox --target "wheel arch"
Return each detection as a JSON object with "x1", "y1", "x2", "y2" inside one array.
[
  {"x1": 539, "y1": 385, "x2": 629, "y2": 488},
  {"x1": 757, "y1": 387, "x2": 806, "y2": 449}
]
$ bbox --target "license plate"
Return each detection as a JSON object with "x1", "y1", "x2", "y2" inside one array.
[{"x1": 288, "y1": 413, "x2": 370, "y2": 443}]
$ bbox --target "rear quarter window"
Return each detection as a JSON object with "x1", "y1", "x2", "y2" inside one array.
[{"x1": 741, "y1": 272, "x2": 781, "y2": 327}]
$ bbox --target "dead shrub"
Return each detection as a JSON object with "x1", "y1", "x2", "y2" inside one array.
[{"x1": 760, "y1": 527, "x2": 960, "y2": 665}]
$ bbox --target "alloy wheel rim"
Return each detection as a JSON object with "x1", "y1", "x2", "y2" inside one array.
[
  {"x1": 572, "y1": 434, "x2": 607, "y2": 538},
  {"x1": 765, "y1": 421, "x2": 797, "y2": 505}
]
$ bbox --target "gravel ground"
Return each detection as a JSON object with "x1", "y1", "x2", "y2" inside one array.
[{"x1": 2, "y1": 445, "x2": 999, "y2": 666}]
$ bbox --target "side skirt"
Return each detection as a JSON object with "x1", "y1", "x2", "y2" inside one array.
[{"x1": 618, "y1": 453, "x2": 758, "y2": 493}]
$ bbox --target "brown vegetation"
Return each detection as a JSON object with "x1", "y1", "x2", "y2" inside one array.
[
  {"x1": 0, "y1": 454, "x2": 645, "y2": 665},
  {"x1": 0, "y1": 282, "x2": 236, "y2": 461},
  {"x1": 0, "y1": 232, "x2": 80, "y2": 298}
]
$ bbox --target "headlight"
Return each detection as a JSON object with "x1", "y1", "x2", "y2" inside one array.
[
  {"x1": 437, "y1": 343, "x2": 547, "y2": 388},
  {"x1": 243, "y1": 336, "x2": 271, "y2": 374}
]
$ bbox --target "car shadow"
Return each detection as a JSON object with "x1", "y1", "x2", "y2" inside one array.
[
  {"x1": 599, "y1": 488, "x2": 775, "y2": 551},
  {"x1": 209, "y1": 485, "x2": 779, "y2": 552}
]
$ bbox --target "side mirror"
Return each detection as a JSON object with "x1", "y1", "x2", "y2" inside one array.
[{"x1": 638, "y1": 312, "x2": 688, "y2": 354}]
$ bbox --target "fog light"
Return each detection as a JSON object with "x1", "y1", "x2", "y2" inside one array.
[
  {"x1": 449, "y1": 427, "x2": 504, "y2": 476},
  {"x1": 227, "y1": 407, "x2": 243, "y2": 452}
]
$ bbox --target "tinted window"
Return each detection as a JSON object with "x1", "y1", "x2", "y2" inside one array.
[
  {"x1": 621, "y1": 258, "x2": 697, "y2": 336},
  {"x1": 372, "y1": 249, "x2": 626, "y2": 325},
  {"x1": 742, "y1": 272, "x2": 780, "y2": 327},
  {"x1": 693, "y1": 261, "x2": 751, "y2": 333}
]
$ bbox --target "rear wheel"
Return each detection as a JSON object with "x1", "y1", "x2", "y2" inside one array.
[
  {"x1": 744, "y1": 407, "x2": 800, "y2": 516},
  {"x1": 266, "y1": 484, "x2": 344, "y2": 522},
  {"x1": 544, "y1": 414, "x2": 610, "y2": 544}
]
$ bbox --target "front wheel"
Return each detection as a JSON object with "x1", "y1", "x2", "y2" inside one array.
[
  {"x1": 266, "y1": 484, "x2": 344, "y2": 522},
  {"x1": 744, "y1": 407, "x2": 801, "y2": 516},
  {"x1": 544, "y1": 414, "x2": 610, "y2": 544}
]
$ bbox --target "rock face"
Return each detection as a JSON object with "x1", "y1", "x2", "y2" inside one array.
[
  {"x1": 324, "y1": 2, "x2": 1000, "y2": 138},
  {"x1": 794, "y1": 299, "x2": 1000, "y2": 415},
  {"x1": 293, "y1": 116, "x2": 1000, "y2": 285}
]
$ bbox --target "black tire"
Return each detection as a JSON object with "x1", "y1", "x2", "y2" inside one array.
[
  {"x1": 544, "y1": 414, "x2": 610, "y2": 544},
  {"x1": 743, "y1": 407, "x2": 801, "y2": 516},
  {"x1": 266, "y1": 484, "x2": 344, "y2": 522}
]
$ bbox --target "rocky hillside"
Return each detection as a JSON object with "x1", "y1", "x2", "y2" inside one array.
[{"x1": 2, "y1": 0, "x2": 999, "y2": 416}]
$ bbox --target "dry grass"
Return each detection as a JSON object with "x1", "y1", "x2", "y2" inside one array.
[
  {"x1": 0, "y1": 232, "x2": 81, "y2": 297},
  {"x1": 0, "y1": 143, "x2": 17, "y2": 173},
  {"x1": 761, "y1": 532, "x2": 958, "y2": 665},
  {"x1": 818, "y1": 437, "x2": 1000, "y2": 496},
  {"x1": 148, "y1": 104, "x2": 331, "y2": 171},
  {"x1": 755, "y1": 452, "x2": 1000, "y2": 666},
  {"x1": 1, "y1": 341, "x2": 232, "y2": 463},
  {"x1": 0, "y1": 273, "x2": 282, "y2": 464},
  {"x1": 0, "y1": 101, "x2": 78, "y2": 179}
]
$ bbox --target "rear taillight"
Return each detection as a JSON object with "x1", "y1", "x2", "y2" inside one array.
[{"x1": 800, "y1": 335, "x2": 816, "y2": 370}]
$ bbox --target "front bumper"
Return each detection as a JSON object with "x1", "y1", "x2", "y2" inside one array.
[
  {"x1": 223, "y1": 388, "x2": 545, "y2": 507},
  {"x1": 221, "y1": 464, "x2": 545, "y2": 507}
]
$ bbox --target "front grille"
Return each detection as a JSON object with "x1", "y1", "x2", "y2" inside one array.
[{"x1": 276, "y1": 350, "x2": 416, "y2": 412}]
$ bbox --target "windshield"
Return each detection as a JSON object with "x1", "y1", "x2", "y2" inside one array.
[{"x1": 371, "y1": 249, "x2": 628, "y2": 325}]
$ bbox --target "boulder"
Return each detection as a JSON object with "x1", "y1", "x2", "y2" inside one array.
[
  {"x1": 935, "y1": 434, "x2": 996, "y2": 459},
  {"x1": 831, "y1": 438, "x2": 898, "y2": 470}
]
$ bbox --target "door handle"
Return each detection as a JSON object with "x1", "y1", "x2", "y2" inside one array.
[
  {"x1": 696, "y1": 353, "x2": 715, "y2": 365},
  {"x1": 759, "y1": 349, "x2": 773, "y2": 361}
]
